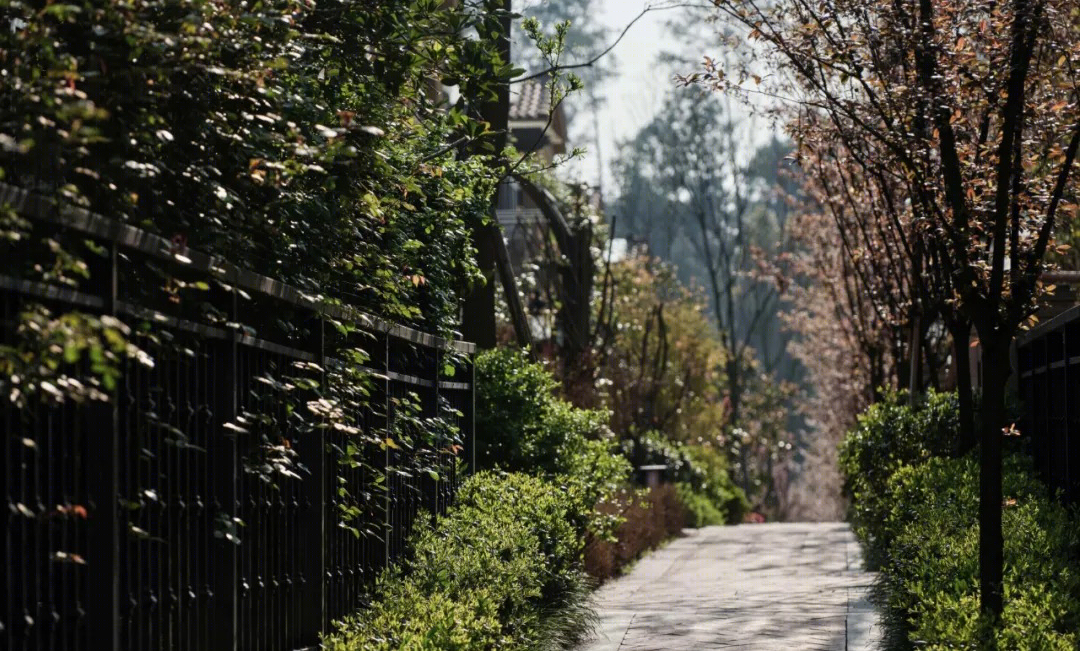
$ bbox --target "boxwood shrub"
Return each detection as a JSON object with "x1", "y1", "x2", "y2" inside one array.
[
  {"x1": 680, "y1": 443, "x2": 749, "y2": 526},
  {"x1": 675, "y1": 482, "x2": 728, "y2": 527},
  {"x1": 474, "y1": 348, "x2": 632, "y2": 536},
  {"x1": 838, "y1": 389, "x2": 959, "y2": 563},
  {"x1": 841, "y1": 392, "x2": 1080, "y2": 650},
  {"x1": 325, "y1": 471, "x2": 595, "y2": 651},
  {"x1": 882, "y1": 456, "x2": 1080, "y2": 649}
]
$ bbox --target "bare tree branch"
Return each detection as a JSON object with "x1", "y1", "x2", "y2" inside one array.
[{"x1": 512, "y1": 2, "x2": 713, "y2": 84}]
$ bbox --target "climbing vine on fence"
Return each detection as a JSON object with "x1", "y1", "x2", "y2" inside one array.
[
  {"x1": 1, "y1": 0, "x2": 517, "y2": 336},
  {"x1": 0, "y1": 0, "x2": 516, "y2": 551}
]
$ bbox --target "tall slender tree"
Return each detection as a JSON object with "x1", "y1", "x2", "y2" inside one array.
[{"x1": 462, "y1": 0, "x2": 514, "y2": 350}]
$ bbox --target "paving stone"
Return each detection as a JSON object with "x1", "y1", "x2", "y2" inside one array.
[{"x1": 576, "y1": 523, "x2": 883, "y2": 651}]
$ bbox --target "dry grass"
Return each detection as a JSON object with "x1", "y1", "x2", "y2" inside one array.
[{"x1": 583, "y1": 484, "x2": 685, "y2": 583}]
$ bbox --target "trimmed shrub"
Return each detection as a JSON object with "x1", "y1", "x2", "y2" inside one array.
[
  {"x1": 474, "y1": 348, "x2": 561, "y2": 471},
  {"x1": 839, "y1": 389, "x2": 959, "y2": 561},
  {"x1": 681, "y1": 444, "x2": 749, "y2": 525},
  {"x1": 881, "y1": 455, "x2": 1044, "y2": 573},
  {"x1": 326, "y1": 471, "x2": 595, "y2": 651},
  {"x1": 841, "y1": 392, "x2": 1080, "y2": 650},
  {"x1": 558, "y1": 435, "x2": 635, "y2": 538},
  {"x1": 327, "y1": 584, "x2": 502, "y2": 651},
  {"x1": 883, "y1": 456, "x2": 1080, "y2": 649},
  {"x1": 455, "y1": 472, "x2": 583, "y2": 602},
  {"x1": 474, "y1": 348, "x2": 631, "y2": 536},
  {"x1": 675, "y1": 482, "x2": 727, "y2": 527}
]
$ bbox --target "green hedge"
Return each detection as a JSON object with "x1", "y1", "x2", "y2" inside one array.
[
  {"x1": 474, "y1": 348, "x2": 562, "y2": 471},
  {"x1": 883, "y1": 456, "x2": 1079, "y2": 649},
  {"x1": 474, "y1": 349, "x2": 631, "y2": 536},
  {"x1": 474, "y1": 349, "x2": 747, "y2": 531},
  {"x1": 680, "y1": 443, "x2": 749, "y2": 526},
  {"x1": 841, "y1": 393, "x2": 1080, "y2": 649},
  {"x1": 838, "y1": 389, "x2": 959, "y2": 563},
  {"x1": 675, "y1": 482, "x2": 728, "y2": 527},
  {"x1": 326, "y1": 472, "x2": 595, "y2": 651}
]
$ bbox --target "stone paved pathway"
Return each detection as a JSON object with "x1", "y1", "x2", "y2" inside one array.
[{"x1": 577, "y1": 522, "x2": 882, "y2": 651}]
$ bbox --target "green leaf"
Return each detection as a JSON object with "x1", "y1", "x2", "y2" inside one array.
[{"x1": 62, "y1": 344, "x2": 80, "y2": 364}]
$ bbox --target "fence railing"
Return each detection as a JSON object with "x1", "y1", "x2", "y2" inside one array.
[
  {"x1": 1016, "y1": 305, "x2": 1080, "y2": 503},
  {"x1": 1, "y1": 183, "x2": 475, "y2": 651}
]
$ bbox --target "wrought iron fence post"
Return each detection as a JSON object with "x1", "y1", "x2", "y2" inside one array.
[
  {"x1": 433, "y1": 348, "x2": 442, "y2": 515},
  {"x1": 469, "y1": 355, "x2": 476, "y2": 477},
  {"x1": 212, "y1": 288, "x2": 240, "y2": 651},
  {"x1": 302, "y1": 316, "x2": 327, "y2": 638},
  {"x1": 1044, "y1": 341, "x2": 1051, "y2": 483},
  {"x1": 384, "y1": 332, "x2": 392, "y2": 568},
  {"x1": 1063, "y1": 328, "x2": 1071, "y2": 494},
  {"x1": 88, "y1": 243, "x2": 120, "y2": 651}
]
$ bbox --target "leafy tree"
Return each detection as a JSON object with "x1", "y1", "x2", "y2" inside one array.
[{"x1": 589, "y1": 254, "x2": 795, "y2": 515}]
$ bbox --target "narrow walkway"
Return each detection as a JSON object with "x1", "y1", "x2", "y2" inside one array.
[{"x1": 578, "y1": 523, "x2": 882, "y2": 651}]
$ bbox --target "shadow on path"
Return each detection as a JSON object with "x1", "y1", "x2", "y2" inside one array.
[{"x1": 576, "y1": 522, "x2": 883, "y2": 651}]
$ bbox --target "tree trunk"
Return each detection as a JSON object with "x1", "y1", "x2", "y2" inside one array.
[
  {"x1": 725, "y1": 337, "x2": 750, "y2": 495},
  {"x1": 908, "y1": 314, "x2": 922, "y2": 403},
  {"x1": 869, "y1": 347, "x2": 885, "y2": 402},
  {"x1": 462, "y1": 223, "x2": 499, "y2": 349},
  {"x1": 923, "y1": 327, "x2": 942, "y2": 392},
  {"x1": 461, "y1": 0, "x2": 510, "y2": 350},
  {"x1": 894, "y1": 325, "x2": 911, "y2": 394},
  {"x1": 559, "y1": 220, "x2": 594, "y2": 376},
  {"x1": 727, "y1": 354, "x2": 740, "y2": 428},
  {"x1": 493, "y1": 227, "x2": 533, "y2": 351},
  {"x1": 977, "y1": 333, "x2": 1008, "y2": 619},
  {"x1": 949, "y1": 318, "x2": 976, "y2": 454}
]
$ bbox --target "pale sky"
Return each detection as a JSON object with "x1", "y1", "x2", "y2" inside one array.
[
  {"x1": 558, "y1": 1, "x2": 779, "y2": 198},
  {"x1": 570, "y1": 1, "x2": 683, "y2": 193}
]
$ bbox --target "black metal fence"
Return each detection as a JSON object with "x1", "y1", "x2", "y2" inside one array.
[
  {"x1": 1, "y1": 183, "x2": 475, "y2": 651},
  {"x1": 1016, "y1": 305, "x2": 1080, "y2": 503}
]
